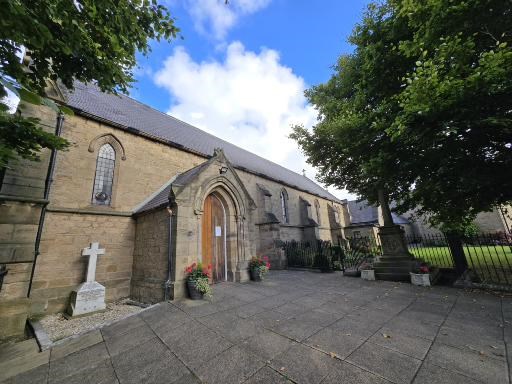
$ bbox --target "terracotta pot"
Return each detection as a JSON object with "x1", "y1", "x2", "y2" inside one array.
[
  {"x1": 187, "y1": 279, "x2": 204, "y2": 300},
  {"x1": 249, "y1": 268, "x2": 262, "y2": 282}
]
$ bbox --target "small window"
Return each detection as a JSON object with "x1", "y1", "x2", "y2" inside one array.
[
  {"x1": 280, "y1": 189, "x2": 289, "y2": 223},
  {"x1": 315, "y1": 200, "x2": 321, "y2": 225},
  {"x1": 92, "y1": 144, "x2": 116, "y2": 206}
]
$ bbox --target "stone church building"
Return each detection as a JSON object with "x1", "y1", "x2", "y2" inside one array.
[{"x1": 0, "y1": 82, "x2": 345, "y2": 340}]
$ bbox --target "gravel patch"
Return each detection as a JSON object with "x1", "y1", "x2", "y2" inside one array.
[{"x1": 40, "y1": 299, "x2": 144, "y2": 342}]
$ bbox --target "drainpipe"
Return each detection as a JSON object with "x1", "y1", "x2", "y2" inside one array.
[
  {"x1": 27, "y1": 113, "x2": 64, "y2": 297},
  {"x1": 164, "y1": 206, "x2": 174, "y2": 301}
]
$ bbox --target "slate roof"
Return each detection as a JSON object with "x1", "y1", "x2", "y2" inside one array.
[
  {"x1": 347, "y1": 200, "x2": 378, "y2": 225},
  {"x1": 63, "y1": 82, "x2": 341, "y2": 203},
  {"x1": 347, "y1": 200, "x2": 409, "y2": 226}
]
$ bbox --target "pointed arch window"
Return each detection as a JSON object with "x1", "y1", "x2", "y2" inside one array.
[
  {"x1": 334, "y1": 206, "x2": 340, "y2": 224},
  {"x1": 92, "y1": 144, "x2": 116, "y2": 206},
  {"x1": 280, "y1": 189, "x2": 289, "y2": 224},
  {"x1": 315, "y1": 199, "x2": 321, "y2": 225}
]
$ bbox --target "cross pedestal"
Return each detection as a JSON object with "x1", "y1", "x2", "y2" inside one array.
[
  {"x1": 67, "y1": 242, "x2": 107, "y2": 317},
  {"x1": 373, "y1": 225, "x2": 415, "y2": 281}
]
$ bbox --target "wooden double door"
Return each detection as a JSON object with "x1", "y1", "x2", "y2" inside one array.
[{"x1": 201, "y1": 194, "x2": 227, "y2": 282}]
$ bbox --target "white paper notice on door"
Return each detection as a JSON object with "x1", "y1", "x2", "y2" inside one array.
[{"x1": 215, "y1": 226, "x2": 222, "y2": 237}]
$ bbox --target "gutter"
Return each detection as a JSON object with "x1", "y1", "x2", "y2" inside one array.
[{"x1": 27, "y1": 113, "x2": 64, "y2": 297}]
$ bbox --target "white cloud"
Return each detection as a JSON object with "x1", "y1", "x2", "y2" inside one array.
[
  {"x1": 153, "y1": 42, "x2": 356, "y2": 201},
  {"x1": 186, "y1": 0, "x2": 271, "y2": 40}
]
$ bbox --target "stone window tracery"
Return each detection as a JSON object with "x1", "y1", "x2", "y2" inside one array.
[
  {"x1": 92, "y1": 144, "x2": 115, "y2": 206},
  {"x1": 280, "y1": 189, "x2": 289, "y2": 224}
]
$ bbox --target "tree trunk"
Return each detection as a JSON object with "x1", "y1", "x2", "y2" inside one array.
[{"x1": 445, "y1": 231, "x2": 468, "y2": 276}]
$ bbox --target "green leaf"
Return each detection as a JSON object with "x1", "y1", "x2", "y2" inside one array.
[
  {"x1": 58, "y1": 105, "x2": 74, "y2": 116},
  {"x1": 18, "y1": 88, "x2": 42, "y2": 105}
]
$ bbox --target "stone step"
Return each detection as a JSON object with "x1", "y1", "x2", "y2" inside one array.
[
  {"x1": 375, "y1": 272, "x2": 412, "y2": 282},
  {"x1": 0, "y1": 338, "x2": 49, "y2": 382}
]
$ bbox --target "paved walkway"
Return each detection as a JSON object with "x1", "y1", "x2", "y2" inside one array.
[{"x1": 2, "y1": 270, "x2": 512, "y2": 383}]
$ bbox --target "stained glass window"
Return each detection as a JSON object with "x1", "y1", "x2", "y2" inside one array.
[
  {"x1": 280, "y1": 190, "x2": 289, "y2": 223},
  {"x1": 92, "y1": 144, "x2": 115, "y2": 206}
]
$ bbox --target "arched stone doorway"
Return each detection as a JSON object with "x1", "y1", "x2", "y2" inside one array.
[{"x1": 201, "y1": 193, "x2": 228, "y2": 282}]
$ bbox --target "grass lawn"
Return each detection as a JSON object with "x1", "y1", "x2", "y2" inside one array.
[{"x1": 410, "y1": 245, "x2": 512, "y2": 283}]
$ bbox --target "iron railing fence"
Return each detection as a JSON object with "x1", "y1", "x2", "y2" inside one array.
[
  {"x1": 280, "y1": 236, "x2": 380, "y2": 272},
  {"x1": 280, "y1": 240, "x2": 337, "y2": 271},
  {"x1": 406, "y1": 232, "x2": 512, "y2": 286},
  {"x1": 282, "y1": 232, "x2": 512, "y2": 286}
]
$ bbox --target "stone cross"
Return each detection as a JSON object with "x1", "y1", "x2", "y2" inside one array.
[{"x1": 82, "y1": 242, "x2": 105, "y2": 283}]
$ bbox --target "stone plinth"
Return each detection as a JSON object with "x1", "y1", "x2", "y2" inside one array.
[
  {"x1": 374, "y1": 225, "x2": 415, "y2": 281},
  {"x1": 67, "y1": 281, "x2": 106, "y2": 316}
]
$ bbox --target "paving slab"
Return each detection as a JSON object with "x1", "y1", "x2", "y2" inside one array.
[
  {"x1": 368, "y1": 327, "x2": 433, "y2": 360},
  {"x1": 195, "y1": 346, "x2": 265, "y2": 384},
  {"x1": 321, "y1": 360, "x2": 389, "y2": 384},
  {"x1": 437, "y1": 323, "x2": 506, "y2": 361},
  {"x1": 159, "y1": 320, "x2": 233, "y2": 370},
  {"x1": 425, "y1": 342, "x2": 509, "y2": 384},
  {"x1": 104, "y1": 324, "x2": 156, "y2": 357},
  {"x1": 51, "y1": 330, "x2": 103, "y2": 361},
  {"x1": 111, "y1": 338, "x2": 189, "y2": 384},
  {"x1": 269, "y1": 343, "x2": 338, "y2": 384},
  {"x1": 50, "y1": 359, "x2": 118, "y2": 384},
  {"x1": 0, "y1": 363, "x2": 48, "y2": 384},
  {"x1": 413, "y1": 361, "x2": 481, "y2": 384},
  {"x1": 243, "y1": 366, "x2": 292, "y2": 383},
  {"x1": 347, "y1": 342, "x2": 422, "y2": 384},
  {"x1": 272, "y1": 317, "x2": 324, "y2": 342},
  {"x1": 329, "y1": 316, "x2": 381, "y2": 339},
  {"x1": 49, "y1": 342, "x2": 110, "y2": 382},
  {"x1": 0, "y1": 339, "x2": 49, "y2": 382},
  {"x1": 383, "y1": 316, "x2": 440, "y2": 341},
  {"x1": 198, "y1": 310, "x2": 261, "y2": 343},
  {"x1": 239, "y1": 329, "x2": 296, "y2": 361},
  {"x1": 101, "y1": 315, "x2": 146, "y2": 340},
  {"x1": 305, "y1": 327, "x2": 365, "y2": 359}
]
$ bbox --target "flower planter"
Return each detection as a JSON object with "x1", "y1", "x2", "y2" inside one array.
[
  {"x1": 187, "y1": 279, "x2": 204, "y2": 300},
  {"x1": 361, "y1": 269, "x2": 375, "y2": 281},
  {"x1": 249, "y1": 268, "x2": 262, "y2": 282},
  {"x1": 410, "y1": 272, "x2": 431, "y2": 287}
]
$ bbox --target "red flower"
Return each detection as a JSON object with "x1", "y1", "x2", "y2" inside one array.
[{"x1": 191, "y1": 262, "x2": 197, "y2": 268}]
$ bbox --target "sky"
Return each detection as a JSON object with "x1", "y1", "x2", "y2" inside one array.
[{"x1": 131, "y1": 0, "x2": 371, "y2": 200}]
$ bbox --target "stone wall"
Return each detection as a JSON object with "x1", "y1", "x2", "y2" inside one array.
[
  {"x1": 0, "y1": 103, "x2": 57, "y2": 341},
  {"x1": 31, "y1": 212, "x2": 135, "y2": 314},
  {"x1": 131, "y1": 209, "x2": 169, "y2": 304},
  {"x1": 475, "y1": 209, "x2": 509, "y2": 233}
]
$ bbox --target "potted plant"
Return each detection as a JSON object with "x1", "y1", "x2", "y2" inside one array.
[
  {"x1": 410, "y1": 261, "x2": 434, "y2": 286},
  {"x1": 360, "y1": 260, "x2": 375, "y2": 281},
  {"x1": 249, "y1": 256, "x2": 270, "y2": 281},
  {"x1": 185, "y1": 262, "x2": 212, "y2": 299}
]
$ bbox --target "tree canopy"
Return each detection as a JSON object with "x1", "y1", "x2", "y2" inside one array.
[
  {"x1": 0, "y1": 0, "x2": 179, "y2": 167},
  {"x1": 291, "y1": 0, "x2": 512, "y2": 229}
]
